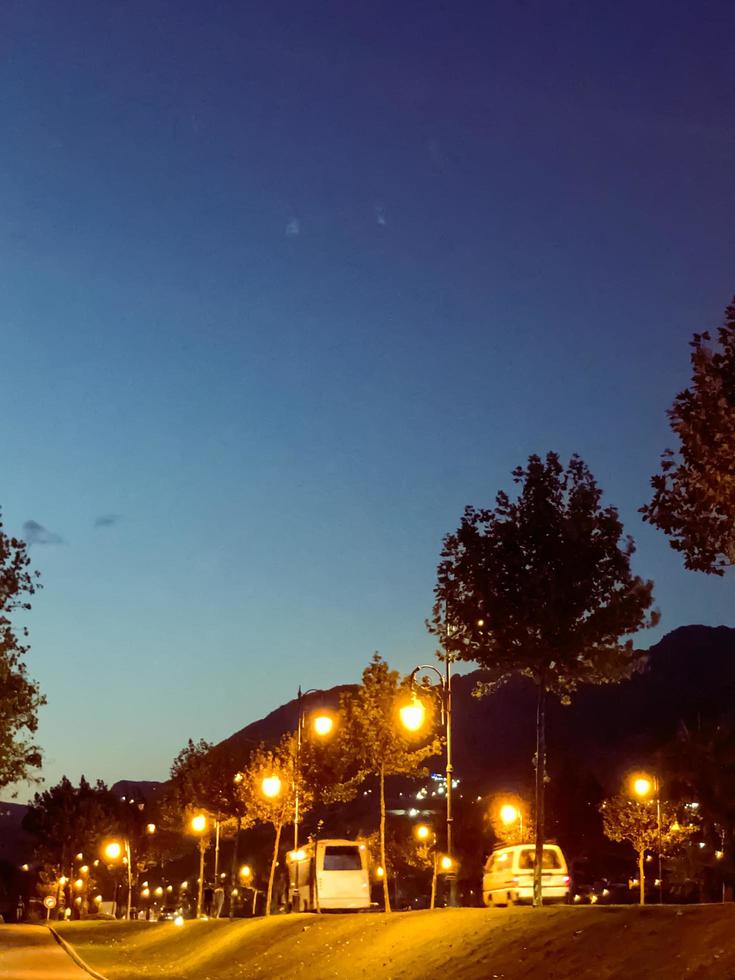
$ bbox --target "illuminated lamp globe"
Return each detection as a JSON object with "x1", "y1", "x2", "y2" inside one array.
[
  {"x1": 499, "y1": 804, "x2": 519, "y2": 826},
  {"x1": 261, "y1": 775, "x2": 282, "y2": 799},
  {"x1": 399, "y1": 698, "x2": 425, "y2": 732},
  {"x1": 632, "y1": 777, "x2": 653, "y2": 798},
  {"x1": 313, "y1": 714, "x2": 334, "y2": 737}
]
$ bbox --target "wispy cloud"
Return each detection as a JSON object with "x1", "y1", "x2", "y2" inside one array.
[
  {"x1": 23, "y1": 520, "x2": 63, "y2": 546},
  {"x1": 94, "y1": 514, "x2": 121, "y2": 528},
  {"x1": 285, "y1": 217, "x2": 300, "y2": 237},
  {"x1": 374, "y1": 203, "x2": 387, "y2": 226}
]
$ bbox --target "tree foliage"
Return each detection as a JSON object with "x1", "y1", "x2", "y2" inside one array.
[
  {"x1": 642, "y1": 297, "x2": 735, "y2": 574},
  {"x1": 431, "y1": 453, "x2": 658, "y2": 904},
  {"x1": 600, "y1": 795, "x2": 695, "y2": 858},
  {"x1": 0, "y1": 513, "x2": 45, "y2": 790},
  {"x1": 23, "y1": 776, "x2": 120, "y2": 869},
  {"x1": 338, "y1": 655, "x2": 440, "y2": 911},
  {"x1": 165, "y1": 738, "x2": 252, "y2": 833},
  {"x1": 432, "y1": 453, "x2": 658, "y2": 699}
]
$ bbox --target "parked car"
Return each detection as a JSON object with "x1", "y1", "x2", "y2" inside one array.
[{"x1": 482, "y1": 844, "x2": 570, "y2": 906}]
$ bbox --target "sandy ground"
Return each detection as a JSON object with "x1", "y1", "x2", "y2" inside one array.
[{"x1": 58, "y1": 904, "x2": 735, "y2": 980}]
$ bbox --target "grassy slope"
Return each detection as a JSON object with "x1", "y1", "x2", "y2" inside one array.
[{"x1": 58, "y1": 905, "x2": 735, "y2": 980}]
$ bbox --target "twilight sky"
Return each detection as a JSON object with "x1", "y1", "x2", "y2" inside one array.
[{"x1": 2, "y1": 0, "x2": 734, "y2": 797}]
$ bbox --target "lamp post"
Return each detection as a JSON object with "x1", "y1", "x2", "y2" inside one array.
[
  {"x1": 190, "y1": 813, "x2": 208, "y2": 917},
  {"x1": 104, "y1": 840, "x2": 133, "y2": 920},
  {"x1": 631, "y1": 773, "x2": 663, "y2": 905},
  {"x1": 401, "y1": 656, "x2": 457, "y2": 907},
  {"x1": 499, "y1": 803, "x2": 523, "y2": 842},
  {"x1": 293, "y1": 687, "x2": 334, "y2": 851},
  {"x1": 415, "y1": 824, "x2": 440, "y2": 909}
]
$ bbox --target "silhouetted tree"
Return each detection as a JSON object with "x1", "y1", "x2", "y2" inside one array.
[
  {"x1": 642, "y1": 297, "x2": 735, "y2": 574},
  {"x1": 23, "y1": 776, "x2": 120, "y2": 912},
  {"x1": 165, "y1": 738, "x2": 257, "y2": 917},
  {"x1": 0, "y1": 512, "x2": 44, "y2": 790},
  {"x1": 431, "y1": 453, "x2": 658, "y2": 905}
]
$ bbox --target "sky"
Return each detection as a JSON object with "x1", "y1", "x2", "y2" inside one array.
[{"x1": 1, "y1": 0, "x2": 734, "y2": 797}]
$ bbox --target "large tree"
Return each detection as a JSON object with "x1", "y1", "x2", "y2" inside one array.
[
  {"x1": 431, "y1": 453, "x2": 658, "y2": 905},
  {"x1": 338, "y1": 655, "x2": 440, "y2": 912},
  {"x1": 642, "y1": 297, "x2": 735, "y2": 573},
  {"x1": 0, "y1": 513, "x2": 45, "y2": 790}
]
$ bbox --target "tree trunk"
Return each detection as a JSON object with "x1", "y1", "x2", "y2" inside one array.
[
  {"x1": 380, "y1": 762, "x2": 391, "y2": 912},
  {"x1": 639, "y1": 849, "x2": 645, "y2": 906},
  {"x1": 228, "y1": 814, "x2": 241, "y2": 920},
  {"x1": 533, "y1": 677, "x2": 547, "y2": 908},
  {"x1": 266, "y1": 818, "x2": 283, "y2": 917}
]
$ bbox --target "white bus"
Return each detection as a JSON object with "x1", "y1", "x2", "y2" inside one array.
[{"x1": 287, "y1": 839, "x2": 371, "y2": 912}]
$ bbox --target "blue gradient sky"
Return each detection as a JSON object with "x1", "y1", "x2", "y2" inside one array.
[{"x1": 2, "y1": 1, "x2": 734, "y2": 796}]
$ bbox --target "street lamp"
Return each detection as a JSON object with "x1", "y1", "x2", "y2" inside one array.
[
  {"x1": 415, "y1": 824, "x2": 441, "y2": 909},
  {"x1": 261, "y1": 775, "x2": 282, "y2": 799},
  {"x1": 400, "y1": 658, "x2": 457, "y2": 906},
  {"x1": 499, "y1": 803, "x2": 524, "y2": 841},
  {"x1": 631, "y1": 772, "x2": 663, "y2": 905},
  {"x1": 190, "y1": 813, "x2": 209, "y2": 917},
  {"x1": 103, "y1": 839, "x2": 133, "y2": 920},
  {"x1": 293, "y1": 687, "x2": 336, "y2": 852}
]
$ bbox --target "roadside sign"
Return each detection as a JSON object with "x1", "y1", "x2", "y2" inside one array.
[{"x1": 43, "y1": 896, "x2": 56, "y2": 909}]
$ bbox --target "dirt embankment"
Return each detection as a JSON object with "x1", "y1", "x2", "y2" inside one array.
[{"x1": 59, "y1": 904, "x2": 735, "y2": 980}]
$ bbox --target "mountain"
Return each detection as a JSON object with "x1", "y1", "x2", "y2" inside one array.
[{"x1": 220, "y1": 626, "x2": 735, "y2": 793}]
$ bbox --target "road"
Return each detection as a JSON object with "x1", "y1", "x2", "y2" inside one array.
[{"x1": 0, "y1": 925, "x2": 97, "y2": 979}]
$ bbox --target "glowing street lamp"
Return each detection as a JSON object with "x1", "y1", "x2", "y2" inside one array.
[
  {"x1": 414, "y1": 824, "x2": 441, "y2": 908},
  {"x1": 499, "y1": 803, "x2": 524, "y2": 841},
  {"x1": 630, "y1": 772, "x2": 663, "y2": 904},
  {"x1": 312, "y1": 713, "x2": 334, "y2": 737},
  {"x1": 399, "y1": 695, "x2": 426, "y2": 733},
  {"x1": 190, "y1": 813, "x2": 209, "y2": 918},
  {"x1": 103, "y1": 838, "x2": 133, "y2": 920},
  {"x1": 632, "y1": 776, "x2": 653, "y2": 798},
  {"x1": 191, "y1": 813, "x2": 207, "y2": 834},
  {"x1": 293, "y1": 688, "x2": 337, "y2": 852},
  {"x1": 401, "y1": 653, "x2": 457, "y2": 906},
  {"x1": 261, "y1": 775, "x2": 282, "y2": 799}
]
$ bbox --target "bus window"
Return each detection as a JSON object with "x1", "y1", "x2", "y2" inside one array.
[
  {"x1": 518, "y1": 848, "x2": 562, "y2": 870},
  {"x1": 323, "y1": 845, "x2": 362, "y2": 871}
]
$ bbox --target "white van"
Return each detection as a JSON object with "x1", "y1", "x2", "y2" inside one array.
[
  {"x1": 287, "y1": 839, "x2": 371, "y2": 912},
  {"x1": 482, "y1": 844, "x2": 570, "y2": 906}
]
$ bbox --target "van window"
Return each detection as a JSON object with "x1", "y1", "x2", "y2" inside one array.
[
  {"x1": 486, "y1": 851, "x2": 510, "y2": 872},
  {"x1": 517, "y1": 848, "x2": 562, "y2": 870},
  {"x1": 323, "y1": 845, "x2": 362, "y2": 871}
]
